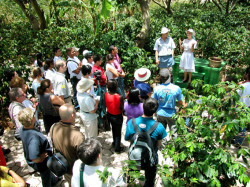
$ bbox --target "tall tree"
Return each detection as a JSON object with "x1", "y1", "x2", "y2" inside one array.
[
  {"x1": 136, "y1": 0, "x2": 151, "y2": 48},
  {"x1": 12, "y1": 0, "x2": 46, "y2": 30}
]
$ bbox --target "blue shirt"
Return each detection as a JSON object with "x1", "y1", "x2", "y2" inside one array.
[
  {"x1": 134, "y1": 79, "x2": 151, "y2": 98},
  {"x1": 20, "y1": 127, "x2": 51, "y2": 169},
  {"x1": 125, "y1": 116, "x2": 167, "y2": 150},
  {"x1": 153, "y1": 83, "x2": 183, "y2": 117}
]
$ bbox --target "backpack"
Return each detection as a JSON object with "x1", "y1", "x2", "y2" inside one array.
[
  {"x1": 66, "y1": 60, "x2": 78, "y2": 81},
  {"x1": 128, "y1": 118, "x2": 158, "y2": 170}
]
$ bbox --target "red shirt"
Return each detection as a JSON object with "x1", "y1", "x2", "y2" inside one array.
[
  {"x1": 92, "y1": 65, "x2": 106, "y2": 86},
  {"x1": 105, "y1": 93, "x2": 122, "y2": 115}
]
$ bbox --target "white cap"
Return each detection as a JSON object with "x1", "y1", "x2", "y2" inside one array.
[
  {"x1": 161, "y1": 27, "x2": 170, "y2": 34},
  {"x1": 186, "y1": 29, "x2": 195, "y2": 36}
]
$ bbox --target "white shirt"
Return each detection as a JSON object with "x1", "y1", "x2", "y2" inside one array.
[
  {"x1": 44, "y1": 69, "x2": 56, "y2": 86},
  {"x1": 106, "y1": 63, "x2": 118, "y2": 80},
  {"x1": 53, "y1": 56, "x2": 63, "y2": 64},
  {"x1": 53, "y1": 72, "x2": 71, "y2": 98},
  {"x1": 154, "y1": 37, "x2": 176, "y2": 56},
  {"x1": 182, "y1": 39, "x2": 197, "y2": 52},
  {"x1": 67, "y1": 57, "x2": 82, "y2": 79},
  {"x1": 237, "y1": 82, "x2": 250, "y2": 107},
  {"x1": 71, "y1": 159, "x2": 125, "y2": 187}
]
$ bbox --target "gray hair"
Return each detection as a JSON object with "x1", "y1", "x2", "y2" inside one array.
[
  {"x1": 9, "y1": 88, "x2": 22, "y2": 101},
  {"x1": 55, "y1": 60, "x2": 65, "y2": 71}
]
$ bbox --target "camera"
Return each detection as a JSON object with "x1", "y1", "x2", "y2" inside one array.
[{"x1": 94, "y1": 70, "x2": 101, "y2": 81}]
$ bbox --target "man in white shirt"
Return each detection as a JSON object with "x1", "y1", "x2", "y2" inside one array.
[
  {"x1": 237, "y1": 67, "x2": 250, "y2": 108},
  {"x1": 71, "y1": 138, "x2": 125, "y2": 187},
  {"x1": 67, "y1": 47, "x2": 82, "y2": 109},
  {"x1": 53, "y1": 47, "x2": 63, "y2": 64},
  {"x1": 154, "y1": 27, "x2": 176, "y2": 72},
  {"x1": 54, "y1": 60, "x2": 72, "y2": 103}
]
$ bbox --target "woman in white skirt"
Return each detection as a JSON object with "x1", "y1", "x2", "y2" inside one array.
[{"x1": 179, "y1": 29, "x2": 197, "y2": 84}]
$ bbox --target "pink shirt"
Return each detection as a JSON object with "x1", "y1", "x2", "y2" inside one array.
[{"x1": 113, "y1": 54, "x2": 122, "y2": 73}]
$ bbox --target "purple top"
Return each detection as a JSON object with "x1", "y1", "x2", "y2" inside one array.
[
  {"x1": 113, "y1": 54, "x2": 122, "y2": 73},
  {"x1": 124, "y1": 101, "x2": 144, "y2": 123}
]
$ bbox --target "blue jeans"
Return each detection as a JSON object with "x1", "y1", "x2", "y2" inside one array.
[{"x1": 70, "y1": 77, "x2": 80, "y2": 109}]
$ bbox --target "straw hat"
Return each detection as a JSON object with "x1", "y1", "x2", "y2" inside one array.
[
  {"x1": 77, "y1": 78, "x2": 94, "y2": 93},
  {"x1": 134, "y1": 68, "x2": 151, "y2": 82}
]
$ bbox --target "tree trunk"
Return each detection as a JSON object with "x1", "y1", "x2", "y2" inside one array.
[
  {"x1": 136, "y1": 0, "x2": 151, "y2": 48},
  {"x1": 13, "y1": 0, "x2": 40, "y2": 30},
  {"x1": 30, "y1": 0, "x2": 46, "y2": 29}
]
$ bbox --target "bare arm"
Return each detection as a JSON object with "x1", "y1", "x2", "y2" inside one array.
[
  {"x1": 179, "y1": 38, "x2": 183, "y2": 51},
  {"x1": 7, "y1": 169, "x2": 27, "y2": 187},
  {"x1": 172, "y1": 49, "x2": 175, "y2": 57},
  {"x1": 90, "y1": 100, "x2": 99, "y2": 114},
  {"x1": 190, "y1": 43, "x2": 195, "y2": 53},
  {"x1": 32, "y1": 152, "x2": 48, "y2": 163},
  {"x1": 155, "y1": 51, "x2": 159, "y2": 64},
  {"x1": 108, "y1": 66, "x2": 119, "y2": 78},
  {"x1": 50, "y1": 94, "x2": 65, "y2": 106},
  {"x1": 157, "y1": 140, "x2": 162, "y2": 149}
]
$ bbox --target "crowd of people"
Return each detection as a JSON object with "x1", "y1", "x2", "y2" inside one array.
[{"x1": 0, "y1": 27, "x2": 249, "y2": 187}]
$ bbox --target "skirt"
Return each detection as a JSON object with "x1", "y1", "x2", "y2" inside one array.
[{"x1": 179, "y1": 52, "x2": 195, "y2": 72}]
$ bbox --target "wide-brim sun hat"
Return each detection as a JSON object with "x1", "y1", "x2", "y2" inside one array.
[
  {"x1": 134, "y1": 68, "x2": 151, "y2": 82},
  {"x1": 161, "y1": 27, "x2": 170, "y2": 34},
  {"x1": 159, "y1": 68, "x2": 171, "y2": 84},
  {"x1": 77, "y1": 78, "x2": 94, "y2": 93},
  {"x1": 186, "y1": 29, "x2": 195, "y2": 36}
]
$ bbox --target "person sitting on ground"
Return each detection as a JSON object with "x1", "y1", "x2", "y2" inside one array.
[
  {"x1": 43, "y1": 58, "x2": 56, "y2": 85},
  {"x1": 77, "y1": 77, "x2": 99, "y2": 138},
  {"x1": 124, "y1": 87, "x2": 144, "y2": 124},
  {"x1": 71, "y1": 138, "x2": 125, "y2": 187},
  {"x1": 0, "y1": 165, "x2": 26, "y2": 187},
  {"x1": 53, "y1": 47, "x2": 63, "y2": 64},
  {"x1": 50, "y1": 104, "x2": 84, "y2": 184},
  {"x1": 105, "y1": 79, "x2": 124, "y2": 153},
  {"x1": 18, "y1": 108, "x2": 61, "y2": 187},
  {"x1": 37, "y1": 79, "x2": 64, "y2": 133},
  {"x1": 54, "y1": 60, "x2": 72, "y2": 103},
  {"x1": 92, "y1": 54, "x2": 107, "y2": 92},
  {"x1": 31, "y1": 67, "x2": 43, "y2": 94},
  {"x1": 125, "y1": 98, "x2": 167, "y2": 187},
  {"x1": 134, "y1": 68, "x2": 152, "y2": 100}
]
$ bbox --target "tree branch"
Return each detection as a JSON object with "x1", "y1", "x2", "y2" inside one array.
[{"x1": 211, "y1": 0, "x2": 222, "y2": 12}]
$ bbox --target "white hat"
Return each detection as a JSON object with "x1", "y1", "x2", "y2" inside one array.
[
  {"x1": 77, "y1": 78, "x2": 94, "y2": 93},
  {"x1": 186, "y1": 29, "x2": 195, "y2": 36},
  {"x1": 161, "y1": 27, "x2": 170, "y2": 34},
  {"x1": 134, "y1": 68, "x2": 151, "y2": 82},
  {"x1": 159, "y1": 68, "x2": 171, "y2": 84},
  {"x1": 73, "y1": 47, "x2": 80, "y2": 51},
  {"x1": 82, "y1": 50, "x2": 92, "y2": 57}
]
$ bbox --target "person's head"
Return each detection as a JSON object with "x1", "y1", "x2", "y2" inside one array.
[
  {"x1": 106, "y1": 54, "x2": 114, "y2": 63},
  {"x1": 59, "y1": 103, "x2": 76, "y2": 123},
  {"x1": 77, "y1": 138, "x2": 102, "y2": 166},
  {"x1": 143, "y1": 98, "x2": 158, "y2": 117},
  {"x1": 9, "y1": 88, "x2": 26, "y2": 102},
  {"x1": 55, "y1": 60, "x2": 67, "y2": 73},
  {"x1": 161, "y1": 27, "x2": 170, "y2": 39},
  {"x1": 66, "y1": 47, "x2": 75, "y2": 58},
  {"x1": 93, "y1": 54, "x2": 102, "y2": 66},
  {"x1": 18, "y1": 108, "x2": 34, "y2": 128},
  {"x1": 159, "y1": 68, "x2": 171, "y2": 84},
  {"x1": 9, "y1": 77, "x2": 27, "y2": 93},
  {"x1": 128, "y1": 87, "x2": 141, "y2": 105},
  {"x1": 109, "y1": 45, "x2": 118, "y2": 55},
  {"x1": 44, "y1": 58, "x2": 54, "y2": 71},
  {"x1": 134, "y1": 68, "x2": 151, "y2": 82},
  {"x1": 76, "y1": 78, "x2": 94, "y2": 93},
  {"x1": 37, "y1": 79, "x2": 52, "y2": 95},
  {"x1": 86, "y1": 53, "x2": 93, "y2": 63},
  {"x1": 82, "y1": 50, "x2": 92, "y2": 58},
  {"x1": 53, "y1": 47, "x2": 61, "y2": 57},
  {"x1": 73, "y1": 47, "x2": 80, "y2": 56},
  {"x1": 32, "y1": 67, "x2": 43, "y2": 79},
  {"x1": 36, "y1": 52, "x2": 42, "y2": 60},
  {"x1": 107, "y1": 79, "x2": 118, "y2": 93},
  {"x1": 244, "y1": 66, "x2": 250, "y2": 80},
  {"x1": 6, "y1": 70, "x2": 18, "y2": 82},
  {"x1": 81, "y1": 65, "x2": 92, "y2": 76},
  {"x1": 186, "y1": 29, "x2": 195, "y2": 39}
]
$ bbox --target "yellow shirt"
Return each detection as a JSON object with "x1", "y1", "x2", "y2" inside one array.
[{"x1": 0, "y1": 166, "x2": 19, "y2": 187}]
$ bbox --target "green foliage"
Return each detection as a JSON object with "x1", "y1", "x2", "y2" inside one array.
[
  {"x1": 159, "y1": 80, "x2": 250, "y2": 186},
  {"x1": 96, "y1": 167, "x2": 112, "y2": 184}
]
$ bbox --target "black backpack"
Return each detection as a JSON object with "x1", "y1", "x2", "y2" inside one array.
[{"x1": 128, "y1": 118, "x2": 158, "y2": 170}]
